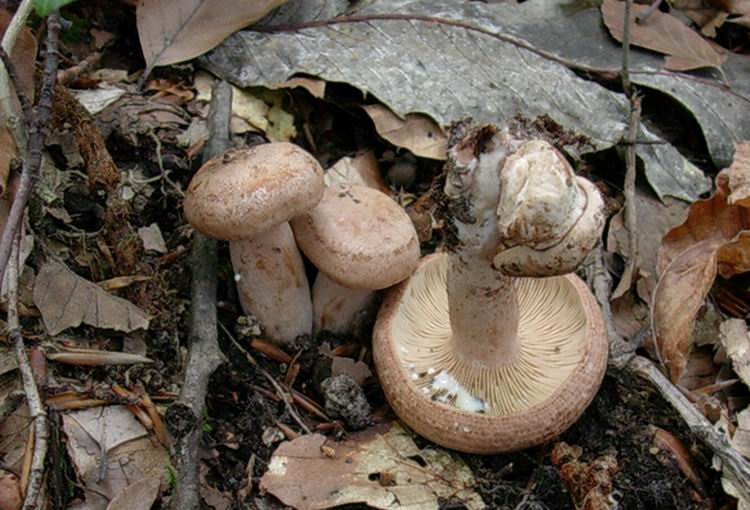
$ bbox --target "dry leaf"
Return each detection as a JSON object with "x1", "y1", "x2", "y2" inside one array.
[
  {"x1": 64, "y1": 406, "x2": 168, "y2": 510},
  {"x1": 362, "y1": 105, "x2": 447, "y2": 161},
  {"x1": 732, "y1": 408, "x2": 750, "y2": 459},
  {"x1": 331, "y1": 357, "x2": 372, "y2": 386},
  {"x1": 33, "y1": 259, "x2": 150, "y2": 336},
  {"x1": 719, "y1": 319, "x2": 750, "y2": 388},
  {"x1": 260, "y1": 422, "x2": 485, "y2": 510},
  {"x1": 137, "y1": 223, "x2": 167, "y2": 253},
  {"x1": 652, "y1": 241, "x2": 719, "y2": 383},
  {"x1": 136, "y1": 0, "x2": 287, "y2": 72},
  {"x1": 0, "y1": 469, "x2": 22, "y2": 510},
  {"x1": 105, "y1": 477, "x2": 161, "y2": 510},
  {"x1": 601, "y1": 0, "x2": 727, "y2": 71},
  {"x1": 274, "y1": 76, "x2": 327, "y2": 98},
  {"x1": 46, "y1": 348, "x2": 153, "y2": 366},
  {"x1": 325, "y1": 152, "x2": 388, "y2": 192}
]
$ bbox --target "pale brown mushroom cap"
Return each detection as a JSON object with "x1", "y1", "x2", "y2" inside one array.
[
  {"x1": 291, "y1": 184, "x2": 420, "y2": 290},
  {"x1": 373, "y1": 253, "x2": 608, "y2": 454},
  {"x1": 183, "y1": 143, "x2": 324, "y2": 241}
]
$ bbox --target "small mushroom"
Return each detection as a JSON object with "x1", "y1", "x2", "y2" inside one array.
[
  {"x1": 373, "y1": 125, "x2": 608, "y2": 454},
  {"x1": 183, "y1": 143, "x2": 324, "y2": 345},
  {"x1": 291, "y1": 184, "x2": 420, "y2": 333}
]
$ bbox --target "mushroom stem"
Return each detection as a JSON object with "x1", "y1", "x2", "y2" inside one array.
[
  {"x1": 230, "y1": 223, "x2": 313, "y2": 344},
  {"x1": 448, "y1": 251, "x2": 519, "y2": 367}
]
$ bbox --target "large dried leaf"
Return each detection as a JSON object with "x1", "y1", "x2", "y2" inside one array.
[
  {"x1": 652, "y1": 240, "x2": 719, "y2": 383},
  {"x1": 260, "y1": 421, "x2": 485, "y2": 510},
  {"x1": 136, "y1": 0, "x2": 287, "y2": 72},
  {"x1": 362, "y1": 105, "x2": 447, "y2": 160},
  {"x1": 33, "y1": 259, "x2": 150, "y2": 336},
  {"x1": 64, "y1": 406, "x2": 168, "y2": 510},
  {"x1": 602, "y1": 0, "x2": 726, "y2": 71},
  {"x1": 202, "y1": 0, "x2": 711, "y2": 202}
]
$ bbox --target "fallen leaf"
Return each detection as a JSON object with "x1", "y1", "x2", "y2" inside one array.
[
  {"x1": 732, "y1": 408, "x2": 750, "y2": 459},
  {"x1": 64, "y1": 406, "x2": 168, "y2": 510},
  {"x1": 652, "y1": 240, "x2": 719, "y2": 383},
  {"x1": 137, "y1": 223, "x2": 167, "y2": 253},
  {"x1": 105, "y1": 477, "x2": 161, "y2": 510},
  {"x1": 260, "y1": 422, "x2": 485, "y2": 510},
  {"x1": 362, "y1": 105, "x2": 447, "y2": 160},
  {"x1": 33, "y1": 259, "x2": 150, "y2": 336},
  {"x1": 72, "y1": 87, "x2": 127, "y2": 115},
  {"x1": 601, "y1": 0, "x2": 727, "y2": 71},
  {"x1": 136, "y1": 0, "x2": 287, "y2": 73},
  {"x1": 331, "y1": 357, "x2": 372, "y2": 386},
  {"x1": 719, "y1": 319, "x2": 750, "y2": 388},
  {"x1": 325, "y1": 152, "x2": 388, "y2": 192},
  {"x1": 724, "y1": 142, "x2": 750, "y2": 207},
  {"x1": 46, "y1": 348, "x2": 153, "y2": 366},
  {"x1": 0, "y1": 469, "x2": 22, "y2": 510},
  {"x1": 274, "y1": 76, "x2": 327, "y2": 98}
]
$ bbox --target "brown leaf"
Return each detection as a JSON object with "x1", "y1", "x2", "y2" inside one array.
[
  {"x1": 324, "y1": 151, "x2": 388, "y2": 193},
  {"x1": 601, "y1": 0, "x2": 727, "y2": 70},
  {"x1": 105, "y1": 477, "x2": 161, "y2": 510},
  {"x1": 652, "y1": 240, "x2": 719, "y2": 383},
  {"x1": 657, "y1": 178, "x2": 750, "y2": 275},
  {"x1": 362, "y1": 104, "x2": 447, "y2": 160},
  {"x1": 260, "y1": 422, "x2": 485, "y2": 510},
  {"x1": 33, "y1": 259, "x2": 150, "y2": 336},
  {"x1": 136, "y1": 0, "x2": 286, "y2": 72},
  {"x1": 724, "y1": 141, "x2": 750, "y2": 207}
]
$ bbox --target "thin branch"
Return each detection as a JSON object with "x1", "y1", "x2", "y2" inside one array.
[
  {"x1": 0, "y1": 13, "x2": 61, "y2": 287},
  {"x1": 166, "y1": 80, "x2": 231, "y2": 510},
  {"x1": 622, "y1": 0, "x2": 633, "y2": 96},
  {"x1": 8, "y1": 226, "x2": 47, "y2": 510},
  {"x1": 0, "y1": 47, "x2": 33, "y2": 126}
]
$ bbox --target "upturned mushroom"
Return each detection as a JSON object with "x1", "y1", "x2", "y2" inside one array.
[
  {"x1": 183, "y1": 143, "x2": 324, "y2": 345},
  {"x1": 373, "y1": 124, "x2": 608, "y2": 454},
  {"x1": 291, "y1": 184, "x2": 420, "y2": 333}
]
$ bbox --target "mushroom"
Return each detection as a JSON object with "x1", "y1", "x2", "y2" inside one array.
[
  {"x1": 183, "y1": 143, "x2": 324, "y2": 345},
  {"x1": 373, "y1": 124, "x2": 608, "y2": 454},
  {"x1": 291, "y1": 184, "x2": 420, "y2": 333}
]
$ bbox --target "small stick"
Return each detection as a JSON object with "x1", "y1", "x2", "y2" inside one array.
[
  {"x1": 57, "y1": 52, "x2": 102, "y2": 85},
  {"x1": 165, "y1": 81, "x2": 231, "y2": 510},
  {"x1": 636, "y1": 0, "x2": 662, "y2": 24},
  {"x1": 9, "y1": 226, "x2": 48, "y2": 510}
]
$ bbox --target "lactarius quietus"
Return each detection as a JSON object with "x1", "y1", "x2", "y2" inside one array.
[
  {"x1": 373, "y1": 124, "x2": 608, "y2": 454},
  {"x1": 291, "y1": 184, "x2": 420, "y2": 332},
  {"x1": 183, "y1": 143, "x2": 324, "y2": 345}
]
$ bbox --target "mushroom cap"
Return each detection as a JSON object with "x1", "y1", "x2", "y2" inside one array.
[
  {"x1": 373, "y1": 253, "x2": 608, "y2": 454},
  {"x1": 183, "y1": 143, "x2": 324, "y2": 241},
  {"x1": 291, "y1": 184, "x2": 420, "y2": 290}
]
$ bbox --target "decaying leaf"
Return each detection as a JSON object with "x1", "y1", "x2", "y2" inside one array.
[
  {"x1": 105, "y1": 477, "x2": 161, "y2": 510},
  {"x1": 362, "y1": 105, "x2": 447, "y2": 161},
  {"x1": 33, "y1": 259, "x2": 150, "y2": 336},
  {"x1": 601, "y1": 0, "x2": 727, "y2": 71},
  {"x1": 652, "y1": 241, "x2": 719, "y2": 383},
  {"x1": 137, "y1": 223, "x2": 167, "y2": 254},
  {"x1": 260, "y1": 422, "x2": 485, "y2": 510},
  {"x1": 325, "y1": 152, "x2": 388, "y2": 192},
  {"x1": 732, "y1": 408, "x2": 750, "y2": 459},
  {"x1": 63, "y1": 406, "x2": 168, "y2": 510},
  {"x1": 331, "y1": 356, "x2": 372, "y2": 386},
  {"x1": 725, "y1": 142, "x2": 750, "y2": 207},
  {"x1": 136, "y1": 0, "x2": 287, "y2": 72},
  {"x1": 719, "y1": 319, "x2": 750, "y2": 388}
]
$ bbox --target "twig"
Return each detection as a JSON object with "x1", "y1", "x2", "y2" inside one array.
[
  {"x1": 8, "y1": 226, "x2": 48, "y2": 510},
  {"x1": 57, "y1": 52, "x2": 102, "y2": 85},
  {"x1": 622, "y1": 0, "x2": 633, "y2": 96},
  {"x1": 165, "y1": 80, "x2": 231, "y2": 510},
  {"x1": 0, "y1": 48, "x2": 33, "y2": 126},
  {"x1": 219, "y1": 322, "x2": 313, "y2": 435},
  {"x1": 1, "y1": 0, "x2": 35, "y2": 54},
  {"x1": 636, "y1": 0, "x2": 662, "y2": 24},
  {"x1": 0, "y1": 13, "x2": 61, "y2": 287}
]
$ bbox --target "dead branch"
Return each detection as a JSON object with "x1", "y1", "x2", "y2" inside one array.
[
  {"x1": 0, "y1": 13, "x2": 61, "y2": 287},
  {"x1": 57, "y1": 52, "x2": 102, "y2": 85},
  {"x1": 165, "y1": 80, "x2": 231, "y2": 510},
  {"x1": 8, "y1": 226, "x2": 48, "y2": 510}
]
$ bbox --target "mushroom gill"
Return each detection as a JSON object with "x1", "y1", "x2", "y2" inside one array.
[{"x1": 391, "y1": 253, "x2": 588, "y2": 415}]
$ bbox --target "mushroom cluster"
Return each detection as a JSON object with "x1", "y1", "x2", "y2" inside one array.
[
  {"x1": 373, "y1": 124, "x2": 608, "y2": 454},
  {"x1": 183, "y1": 142, "x2": 421, "y2": 346}
]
